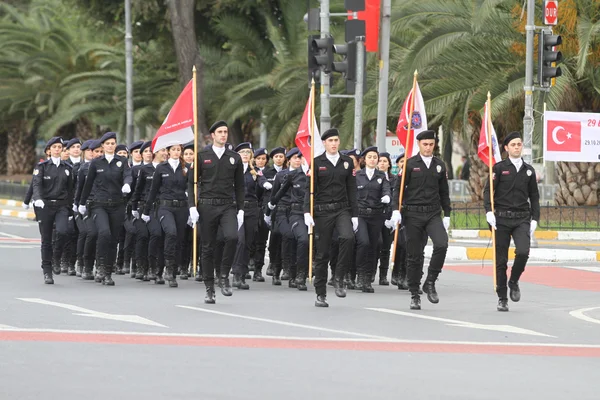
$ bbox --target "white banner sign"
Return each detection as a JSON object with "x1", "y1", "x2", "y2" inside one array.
[
  {"x1": 543, "y1": 111, "x2": 600, "y2": 162},
  {"x1": 386, "y1": 135, "x2": 405, "y2": 174}
]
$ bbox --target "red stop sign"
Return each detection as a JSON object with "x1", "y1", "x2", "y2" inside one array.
[{"x1": 545, "y1": 1, "x2": 558, "y2": 25}]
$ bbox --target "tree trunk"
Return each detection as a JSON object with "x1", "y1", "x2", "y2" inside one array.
[
  {"x1": 167, "y1": 0, "x2": 208, "y2": 144},
  {"x1": 0, "y1": 129, "x2": 7, "y2": 175},
  {"x1": 7, "y1": 120, "x2": 36, "y2": 175},
  {"x1": 555, "y1": 161, "x2": 599, "y2": 206},
  {"x1": 75, "y1": 117, "x2": 96, "y2": 141},
  {"x1": 467, "y1": 154, "x2": 488, "y2": 201}
]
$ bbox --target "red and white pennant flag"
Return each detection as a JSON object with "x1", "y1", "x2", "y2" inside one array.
[
  {"x1": 396, "y1": 82, "x2": 428, "y2": 158},
  {"x1": 477, "y1": 103, "x2": 502, "y2": 167},
  {"x1": 295, "y1": 89, "x2": 325, "y2": 166},
  {"x1": 152, "y1": 80, "x2": 194, "y2": 152}
]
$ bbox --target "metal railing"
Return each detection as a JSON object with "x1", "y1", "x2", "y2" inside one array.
[{"x1": 0, "y1": 181, "x2": 29, "y2": 201}]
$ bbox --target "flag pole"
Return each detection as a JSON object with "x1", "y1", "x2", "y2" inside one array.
[
  {"x1": 487, "y1": 91, "x2": 497, "y2": 289},
  {"x1": 192, "y1": 66, "x2": 199, "y2": 278},
  {"x1": 308, "y1": 78, "x2": 316, "y2": 283},
  {"x1": 391, "y1": 70, "x2": 418, "y2": 265}
]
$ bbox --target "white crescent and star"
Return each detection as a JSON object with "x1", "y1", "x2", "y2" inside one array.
[{"x1": 551, "y1": 125, "x2": 565, "y2": 145}]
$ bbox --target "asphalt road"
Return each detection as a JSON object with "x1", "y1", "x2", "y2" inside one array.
[{"x1": 1, "y1": 215, "x2": 599, "y2": 400}]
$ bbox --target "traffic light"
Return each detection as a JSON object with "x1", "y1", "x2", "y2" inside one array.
[
  {"x1": 309, "y1": 35, "x2": 333, "y2": 74},
  {"x1": 332, "y1": 41, "x2": 357, "y2": 94},
  {"x1": 538, "y1": 32, "x2": 562, "y2": 88}
]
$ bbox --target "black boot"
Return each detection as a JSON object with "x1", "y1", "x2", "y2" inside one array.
[
  {"x1": 497, "y1": 298, "x2": 509, "y2": 312},
  {"x1": 288, "y1": 277, "x2": 297, "y2": 288},
  {"x1": 272, "y1": 266, "x2": 281, "y2": 286},
  {"x1": 204, "y1": 282, "x2": 216, "y2": 304},
  {"x1": 248, "y1": 258, "x2": 255, "y2": 272},
  {"x1": 344, "y1": 273, "x2": 355, "y2": 290},
  {"x1": 180, "y1": 265, "x2": 189, "y2": 280},
  {"x1": 327, "y1": 277, "x2": 334, "y2": 287},
  {"x1": 165, "y1": 261, "x2": 178, "y2": 288},
  {"x1": 146, "y1": 258, "x2": 156, "y2": 281},
  {"x1": 82, "y1": 258, "x2": 94, "y2": 280},
  {"x1": 122, "y1": 259, "x2": 130, "y2": 275},
  {"x1": 130, "y1": 260, "x2": 137, "y2": 278},
  {"x1": 334, "y1": 277, "x2": 346, "y2": 298},
  {"x1": 266, "y1": 263, "x2": 274, "y2": 276},
  {"x1": 43, "y1": 270, "x2": 54, "y2": 284},
  {"x1": 232, "y1": 274, "x2": 242, "y2": 288},
  {"x1": 315, "y1": 294, "x2": 329, "y2": 307},
  {"x1": 253, "y1": 266, "x2": 265, "y2": 282},
  {"x1": 155, "y1": 269, "x2": 165, "y2": 285},
  {"x1": 239, "y1": 274, "x2": 250, "y2": 290},
  {"x1": 95, "y1": 259, "x2": 106, "y2": 283},
  {"x1": 220, "y1": 276, "x2": 233, "y2": 296},
  {"x1": 422, "y1": 279, "x2": 439, "y2": 304},
  {"x1": 296, "y1": 271, "x2": 307, "y2": 291},
  {"x1": 195, "y1": 268, "x2": 203, "y2": 282},
  {"x1": 508, "y1": 281, "x2": 521, "y2": 302},
  {"x1": 102, "y1": 262, "x2": 115, "y2": 286},
  {"x1": 115, "y1": 261, "x2": 124, "y2": 275},
  {"x1": 60, "y1": 260, "x2": 69, "y2": 275},
  {"x1": 410, "y1": 294, "x2": 421, "y2": 310},
  {"x1": 391, "y1": 267, "x2": 399, "y2": 286},
  {"x1": 354, "y1": 274, "x2": 364, "y2": 291},
  {"x1": 52, "y1": 254, "x2": 61, "y2": 275},
  {"x1": 281, "y1": 264, "x2": 290, "y2": 281},
  {"x1": 76, "y1": 258, "x2": 84, "y2": 277},
  {"x1": 379, "y1": 268, "x2": 389, "y2": 286},
  {"x1": 362, "y1": 271, "x2": 375, "y2": 293}
]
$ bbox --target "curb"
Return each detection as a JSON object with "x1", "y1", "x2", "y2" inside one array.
[
  {"x1": 426, "y1": 245, "x2": 600, "y2": 263},
  {"x1": 0, "y1": 199, "x2": 24, "y2": 207},
  {"x1": 451, "y1": 229, "x2": 600, "y2": 241},
  {"x1": 0, "y1": 208, "x2": 35, "y2": 220}
]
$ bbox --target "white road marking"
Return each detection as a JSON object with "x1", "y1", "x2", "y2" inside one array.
[
  {"x1": 0, "y1": 245, "x2": 38, "y2": 249},
  {"x1": 177, "y1": 305, "x2": 396, "y2": 341},
  {"x1": 0, "y1": 232, "x2": 24, "y2": 239},
  {"x1": 17, "y1": 298, "x2": 168, "y2": 328},
  {"x1": 565, "y1": 266, "x2": 600, "y2": 273},
  {"x1": 0, "y1": 324, "x2": 16, "y2": 329},
  {"x1": 570, "y1": 307, "x2": 600, "y2": 325},
  {"x1": 0, "y1": 221, "x2": 35, "y2": 227},
  {"x1": 366, "y1": 308, "x2": 555, "y2": 338}
]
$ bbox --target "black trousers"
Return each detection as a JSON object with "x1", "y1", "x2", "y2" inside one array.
[
  {"x1": 36, "y1": 205, "x2": 69, "y2": 272},
  {"x1": 404, "y1": 210, "x2": 448, "y2": 294},
  {"x1": 117, "y1": 225, "x2": 126, "y2": 266},
  {"x1": 92, "y1": 204, "x2": 125, "y2": 267},
  {"x1": 273, "y1": 210, "x2": 295, "y2": 276},
  {"x1": 379, "y1": 220, "x2": 394, "y2": 272},
  {"x1": 75, "y1": 214, "x2": 87, "y2": 260},
  {"x1": 356, "y1": 215, "x2": 385, "y2": 279},
  {"x1": 495, "y1": 216, "x2": 530, "y2": 299},
  {"x1": 157, "y1": 205, "x2": 188, "y2": 264},
  {"x1": 199, "y1": 203, "x2": 238, "y2": 282},
  {"x1": 289, "y1": 213, "x2": 309, "y2": 277},
  {"x1": 62, "y1": 217, "x2": 77, "y2": 266},
  {"x1": 123, "y1": 217, "x2": 136, "y2": 266},
  {"x1": 83, "y1": 215, "x2": 97, "y2": 262},
  {"x1": 268, "y1": 212, "x2": 282, "y2": 270},
  {"x1": 134, "y1": 217, "x2": 149, "y2": 264},
  {"x1": 253, "y1": 209, "x2": 269, "y2": 269},
  {"x1": 313, "y1": 209, "x2": 355, "y2": 296},
  {"x1": 232, "y1": 206, "x2": 259, "y2": 276}
]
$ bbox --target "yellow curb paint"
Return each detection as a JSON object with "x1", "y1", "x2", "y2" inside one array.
[
  {"x1": 596, "y1": 252, "x2": 600, "y2": 262},
  {"x1": 466, "y1": 247, "x2": 515, "y2": 260},
  {"x1": 478, "y1": 230, "x2": 558, "y2": 240},
  {"x1": 0, "y1": 209, "x2": 35, "y2": 220},
  {"x1": 0, "y1": 199, "x2": 23, "y2": 207}
]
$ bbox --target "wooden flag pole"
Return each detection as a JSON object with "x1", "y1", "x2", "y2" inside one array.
[
  {"x1": 192, "y1": 66, "x2": 199, "y2": 277},
  {"x1": 308, "y1": 79, "x2": 315, "y2": 283},
  {"x1": 487, "y1": 91, "x2": 497, "y2": 289},
  {"x1": 391, "y1": 70, "x2": 418, "y2": 265}
]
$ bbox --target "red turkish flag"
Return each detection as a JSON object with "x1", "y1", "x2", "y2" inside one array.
[
  {"x1": 151, "y1": 80, "x2": 194, "y2": 152},
  {"x1": 546, "y1": 120, "x2": 581, "y2": 152}
]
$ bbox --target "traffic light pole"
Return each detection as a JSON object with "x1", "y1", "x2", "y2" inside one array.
[
  {"x1": 523, "y1": 0, "x2": 535, "y2": 165},
  {"x1": 353, "y1": 38, "x2": 365, "y2": 150},
  {"x1": 319, "y1": 0, "x2": 331, "y2": 133},
  {"x1": 375, "y1": 0, "x2": 391, "y2": 152}
]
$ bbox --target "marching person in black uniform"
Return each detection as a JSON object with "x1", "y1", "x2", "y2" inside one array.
[
  {"x1": 355, "y1": 147, "x2": 391, "y2": 293},
  {"x1": 304, "y1": 128, "x2": 358, "y2": 307},
  {"x1": 250, "y1": 147, "x2": 270, "y2": 282},
  {"x1": 391, "y1": 130, "x2": 451, "y2": 310},
  {"x1": 484, "y1": 132, "x2": 540, "y2": 312},
  {"x1": 78, "y1": 132, "x2": 132, "y2": 286},
  {"x1": 390, "y1": 153, "x2": 409, "y2": 289},
  {"x1": 121, "y1": 140, "x2": 144, "y2": 277},
  {"x1": 73, "y1": 139, "x2": 93, "y2": 277},
  {"x1": 377, "y1": 151, "x2": 395, "y2": 285},
  {"x1": 263, "y1": 147, "x2": 286, "y2": 277},
  {"x1": 58, "y1": 138, "x2": 82, "y2": 276},
  {"x1": 32, "y1": 137, "x2": 74, "y2": 284},
  {"x1": 114, "y1": 144, "x2": 131, "y2": 275},
  {"x1": 188, "y1": 121, "x2": 245, "y2": 304},
  {"x1": 180, "y1": 142, "x2": 196, "y2": 279},
  {"x1": 142, "y1": 144, "x2": 189, "y2": 288}
]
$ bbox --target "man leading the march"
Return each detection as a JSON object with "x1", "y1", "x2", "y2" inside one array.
[{"x1": 484, "y1": 131, "x2": 540, "y2": 312}]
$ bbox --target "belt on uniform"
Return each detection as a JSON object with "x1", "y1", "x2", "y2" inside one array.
[
  {"x1": 158, "y1": 199, "x2": 188, "y2": 207},
  {"x1": 244, "y1": 200, "x2": 258, "y2": 208},
  {"x1": 44, "y1": 199, "x2": 68, "y2": 206},
  {"x1": 290, "y1": 203, "x2": 304, "y2": 211},
  {"x1": 403, "y1": 204, "x2": 440, "y2": 213},
  {"x1": 198, "y1": 198, "x2": 235, "y2": 206},
  {"x1": 89, "y1": 199, "x2": 124, "y2": 207},
  {"x1": 314, "y1": 202, "x2": 349, "y2": 212},
  {"x1": 358, "y1": 207, "x2": 383, "y2": 216},
  {"x1": 496, "y1": 210, "x2": 530, "y2": 219}
]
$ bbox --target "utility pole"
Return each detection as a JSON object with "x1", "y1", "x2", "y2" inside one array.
[
  {"x1": 319, "y1": 0, "x2": 331, "y2": 133},
  {"x1": 125, "y1": 0, "x2": 134, "y2": 145},
  {"x1": 353, "y1": 38, "x2": 365, "y2": 150},
  {"x1": 523, "y1": 0, "x2": 535, "y2": 165},
  {"x1": 375, "y1": 0, "x2": 391, "y2": 152}
]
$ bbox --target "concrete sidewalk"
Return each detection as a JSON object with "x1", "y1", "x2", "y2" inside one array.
[{"x1": 451, "y1": 229, "x2": 600, "y2": 241}]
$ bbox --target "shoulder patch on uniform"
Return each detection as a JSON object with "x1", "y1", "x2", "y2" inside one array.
[
  {"x1": 116, "y1": 161, "x2": 122, "y2": 167},
  {"x1": 377, "y1": 178, "x2": 382, "y2": 184},
  {"x1": 229, "y1": 157, "x2": 235, "y2": 165},
  {"x1": 33, "y1": 169, "x2": 39, "y2": 175},
  {"x1": 344, "y1": 161, "x2": 349, "y2": 170},
  {"x1": 527, "y1": 170, "x2": 532, "y2": 177},
  {"x1": 436, "y1": 165, "x2": 442, "y2": 173},
  {"x1": 65, "y1": 169, "x2": 69, "y2": 176}
]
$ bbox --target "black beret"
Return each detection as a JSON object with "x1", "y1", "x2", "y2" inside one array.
[
  {"x1": 81, "y1": 140, "x2": 93, "y2": 151},
  {"x1": 226, "y1": 143, "x2": 234, "y2": 151},
  {"x1": 45, "y1": 137, "x2": 63, "y2": 150},
  {"x1": 89, "y1": 140, "x2": 103, "y2": 150},
  {"x1": 129, "y1": 140, "x2": 144, "y2": 152},
  {"x1": 395, "y1": 152, "x2": 406, "y2": 163},
  {"x1": 234, "y1": 142, "x2": 253, "y2": 152},
  {"x1": 115, "y1": 144, "x2": 129, "y2": 154},
  {"x1": 416, "y1": 130, "x2": 436, "y2": 141},
  {"x1": 254, "y1": 147, "x2": 268, "y2": 159},
  {"x1": 100, "y1": 131, "x2": 117, "y2": 143},
  {"x1": 140, "y1": 141, "x2": 152, "y2": 153},
  {"x1": 380, "y1": 151, "x2": 391, "y2": 160},
  {"x1": 65, "y1": 138, "x2": 82, "y2": 149},
  {"x1": 321, "y1": 128, "x2": 339, "y2": 141},
  {"x1": 286, "y1": 147, "x2": 301, "y2": 159},
  {"x1": 269, "y1": 147, "x2": 286, "y2": 158},
  {"x1": 348, "y1": 148, "x2": 361, "y2": 157},
  {"x1": 503, "y1": 131, "x2": 522, "y2": 148},
  {"x1": 209, "y1": 120, "x2": 228, "y2": 133},
  {"x1": 183, "y1": 142, "x2": 194, "y2": 151},
  {"x1": 360, "y1": 146, "x2": 378, "y2": 158}
]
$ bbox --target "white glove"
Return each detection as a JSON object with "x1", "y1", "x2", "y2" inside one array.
[
  {"x1": 351, "y1": 217, "x2": 359, "y2": 232},
  {"x1": 132, "y1": 210, "x2": 140, "y2": 219},
  {"x1": 34, "y1": 199, "x2": 45, "y2": 209},
  {"x1": 263, "y1": 182, "x2": 273, "y2": 190},
  {"x1": 22, "y1": 203, "x2": 30, "y2": 210},
  {"x1": 391, "y1": 210, "x2": 402, "y2": 226},
  {"x1": 264, "y1": 215, "x2": 272, "y2": 227},
  {"x1": 72, "y1": 204, "x2": 77, "y2": 213},
  {"x1": 384, "y1": 219, "x2": 395, "y2": 231},
  {"x1": 486, "y1": 211, "x2": 496, "y2": 230},
  {"x1": 187, "y1": 216, "x2": 194, "y2": 227},
  {"x1": 78, "y1": 205, "x2": 87, "y2": 215},
  {"x1": 304, "y1": 213, "x2": 315, "y2": 228},
  {"x1": 267, "y1": 202, "x2": 276, "y2": 210},
  {"x1": 141, "y1": 214, "x2": 150, "y2": 223},
  {"x1": 237, "y1": 210, "x2": 244, "y2": 230},
  {"x1": 381, "y1": 195, "x2": 391, "y2": 204},
  {"x1": 530, "y1": 220, "x2": 537, "y2": 236},
  {"x1": 443, "y1": 216, "x2": 450, "y2": 231},
  {"x1": 189, "y1": 207, "x2": 199, "y2": 224},
  {"x1": 121, "y1": 184, "x2": 131, "y2": 194}
]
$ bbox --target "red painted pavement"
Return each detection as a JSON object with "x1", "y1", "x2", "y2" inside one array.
[
  {"x1": 446, "y1": 266, "x2": 600, "y2": 292},
  {"x1": 0, "y1": 331, "x2": 599, "y2": 358}
]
